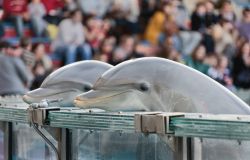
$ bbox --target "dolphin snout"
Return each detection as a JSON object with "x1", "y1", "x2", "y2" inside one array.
[
  {"x1": 74, "y1": 90, "x2": 132, "y2": 108},
  {"x1": 74, "y1": 90, "x2": 103, "y2": 108}
]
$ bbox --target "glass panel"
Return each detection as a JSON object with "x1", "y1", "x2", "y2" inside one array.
[
  {"x1": 12, "y1": 123, "x2": 57, "y2": 160},
  {"x1": 192, "y1": 138, "x2": 250, "y2": 160},
  {"x1": 72, "y1": 129, "x2": 174, "y2": 160}
]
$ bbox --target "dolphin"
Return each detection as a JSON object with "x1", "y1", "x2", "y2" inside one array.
[
  {"x1": 74, "y1": 57, "x2": 250, "y2": 113},
  {"x1": 74, "y1": 57, "x2": 250, "y2": 160},
  {"x1": 23, "y1": 60, "x2": 113, "y2": 107}
]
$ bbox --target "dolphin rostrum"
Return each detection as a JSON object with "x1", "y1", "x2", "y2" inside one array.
[
  {"x1": 74, "y1": 57, "x2": 250, "y2": 160},
  {"x1": 23, "y1": 60, "x2": 113, "y2": 107},
  {"x1": 74, "y1": 57, "x2": 250, "y2": 113}
]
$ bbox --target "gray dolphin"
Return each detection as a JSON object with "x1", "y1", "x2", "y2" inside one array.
[
  {"x1": 23, "y1": 60, "x2": 113, "y2": 107},
  {"x1": 74, "y1": 57, "x2": 250, "y2": 160},
  {"x1": 74, "y1": 57, "x2": 250, "y2": 113}
]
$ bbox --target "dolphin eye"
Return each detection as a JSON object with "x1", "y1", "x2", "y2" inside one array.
[
  {"x1": 139, "y1": 83, "x2": 150, "y2": 92},
  {"x1": 83, "y1": 84, "x2": 92, "y2": 92}
]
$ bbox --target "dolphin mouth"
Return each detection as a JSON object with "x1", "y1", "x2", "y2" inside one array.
[
  {"x1": 23, "y1": 87, "x2": 78, "y2": 104},
  {"x1": 74, "y1": 90, "x2": 132, "y2": 108}
]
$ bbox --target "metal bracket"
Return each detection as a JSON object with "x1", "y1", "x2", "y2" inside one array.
[
  {"x1": 164, "y1": 112, "x2": 185, "y2": 134},
  {"x1": 135, "y1": 112, "x2": 184, "y2": 134},
  {"x1": 135, "y1": 112, "x2": 165, "y2": 134},
  {"x1": 28, "y1": 100, "x2": 60, "y2": 126}
]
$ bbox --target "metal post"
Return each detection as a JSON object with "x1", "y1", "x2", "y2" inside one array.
[
  {"x1": 192, "y1": 138, "x2": 202, "y2": 160},
  {"x1": 173, "y1": 137, "x2": 183, "y2": 160},
  {"x1": 3, "y1": 122, "x2": 12, "y2": 160},
  {"x1": 186, "y1": 137, "x2": 192, "y2": 160},
  {"x1": 174, "y1": 137, "x2": 192, "y2": 160},
  {"x1": 58, "y1": 128, "x2": 71, "y2": 160}
]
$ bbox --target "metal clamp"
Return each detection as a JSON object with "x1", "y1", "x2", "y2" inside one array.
[
  {"x1": 164, "y1": 112, "x2": 185, "y2": 134},
  {"x1": 135, "y1": 112, "x2": 184, "y2": 134},
  {"x1": 135, "y1": 112, "x2": 165, "y2": 134},
  {"x1": 28, "y1": 100, "x2": 60, "y2": 125}
]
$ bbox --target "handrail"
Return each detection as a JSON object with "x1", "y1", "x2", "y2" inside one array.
[{"x1": 1, "y1": 96, "x2": 250, "y2": 141}]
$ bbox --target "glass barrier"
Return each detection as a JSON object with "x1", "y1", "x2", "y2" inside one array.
[
  {"x1": 191, "y1": 138, "x2": 250, "y2": 160},
  {"x1": 12, "y1": 123, "x2": 57, "y2": 160},
  {"x1": 72, "y1": 129, "x2": 174, "y2": 160}
]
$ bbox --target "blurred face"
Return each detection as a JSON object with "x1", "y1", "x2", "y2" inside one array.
[
  {"x1": 218, "y1": 57, "x2": 228, "y2": 68},
  {"x1": 103, "y1": 19, "x2": 111, "y2": 31},
  {"x1": 163, "y1": 4, "x2": 173, "y2": 15},
  {"x1": 243, "y1": 11, "x2": 250, "y2": 22},
  {"x1": 194, "y1": 45, "x2": 206, "y2": 61},
  {"x1": 122, "y1": 37, "x2": 134, "y2": 53},
  {"x1": 242, "y1": 43, "x2": 250, "y2": 66},
  {"x1": 242, "y1": 43, "x2": 250, "y2": 54},
  {"x1": 205, "y1": 1, "x2": 214, "y2": 13},
  {"x1": 102, "y1": 42, "x2": 114, "y2": 53},
  {"x1": 72, "y1": 11, "x2": 82, "y2": 23},
  {"x1": 222, "y1": 2, "x2": 232, "y2": 12},
  {"x1": 196, "y1": 4, "x2": 206, "y2": 16},
  {"x1": 6, "y1": 47, "x2": 22, "y2": 57},
  {"x1": 35, "y1": 44, "x2": 45, "y2": 59}
]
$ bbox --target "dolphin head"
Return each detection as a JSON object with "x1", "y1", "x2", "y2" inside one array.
[
  {"x1": 75, "y1": 57, "x2": 250, "y2": 114},
  {"x1": 23, "y1": 61, "x2": 113, "y2": 107},
  {"x1": 74, "y1": 58, "x2": 188, "y2": 111}
]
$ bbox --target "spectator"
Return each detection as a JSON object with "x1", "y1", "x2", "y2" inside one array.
[
  {"x1": 108, "y1": 0, "x2": 140, "y2": 34},
  {"x1": 161, "y1": 45, "x2": 183, "y2": 63},
  {"x1": 41, "y1": 0, "x2": 64, "y2": 25},
  {"x1": 232, "y1": 41, "x2": 250, "y2": 89},
  {"x1": 139, "y1": 0, "x2": 158, "y2": 31},
  {"x1": 0, "y1": 42, "x2": 30, "y2": 95},
  {"x1": 95, "y1": 36, "x2": 116, "y2": 63},
  {"x1": 0, "y1": 40, "x2": 10, "y2": 53},
  {"x1": 28, "y1": 0, "x2": 47, "y2": 37},
  {"x1": 171, "y1": 0, "x2": 190, "y2": 30},
  {"x1": 52, "y1": 9, "x2": 92, "y2": 65},
  {"x1": 3, "y1": 0, "x2": 28, "y2": 37},
  {"x1": 62, "y1": 0, "x2": 77, "y2": 18},
  {"x1": 144, "y1": 2, "x2": 174, "y2": 45},
  {"x1": 19, "y1": 37, "x2": 35, "y2": 71},
  {"x1": 85, "y1": 17, "x2": 108, "y2": 52},
  {"x1": 218, "y1": 0, "x2": 236, "y2": 23},
  {"x1": 32, "y1": 43, "x2": 52, "y2": 72},
  {"x1": 191, "y1": 2, "x2": 206, "y2": 32},
  {"x1": 237, "y1": 7, "x2": 250, "y2": 41},
  {"x1": 134, "y1": 40, "x2": 158, "y2": 57},
  {"x1": 211, "y1": 21, "x2": 235, "y2": 57},
  {"x1": 185, "y1": 44, "x2": 210, "y2": 74},
  {"x1": 30, "y1": 43, "x2": 52, "y2": 89},
  {"x1": 205, "y1": 0, "x2": 218, "y2": 28},
  {"x1": 207, "y1": 55, "x2": 235, "y2": 90},
  {"x1": 159, "y1": 21, "x2": 202, "y2": 56},
  {"x1": 111, "y1": 35, "x2": 135, "y2": 65}
]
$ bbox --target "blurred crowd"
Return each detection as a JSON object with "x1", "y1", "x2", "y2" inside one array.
[{"x1": 0, "y1": 0, "x2": 249, "y2": 96}]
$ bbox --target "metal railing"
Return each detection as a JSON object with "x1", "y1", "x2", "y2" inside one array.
[{"x1": 1, "y1": 96, "x2": 250, "y2": 160}]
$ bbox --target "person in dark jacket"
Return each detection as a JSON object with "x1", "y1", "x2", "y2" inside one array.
[
  {"x1": 191, "y1": 2, "x2": 206, "y2": 33},
  {"x1": 0, "y1": 42, "x2": 30, "y2": 96},
  {"x1": 205, "y1": 0, "x2": 218, "y2": 28},
  {"x1": 232, "y1": 41, "x2": 250, "y2": 89}
]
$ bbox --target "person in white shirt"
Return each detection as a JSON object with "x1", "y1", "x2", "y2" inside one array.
[{"x1": 52, "y1": 9, "x2": 92, "y2": 65}]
